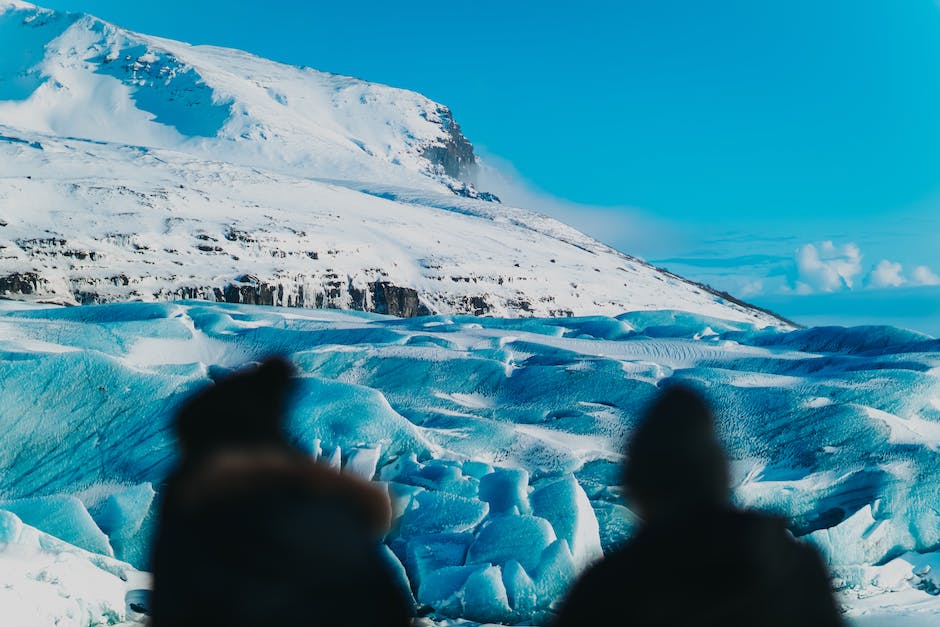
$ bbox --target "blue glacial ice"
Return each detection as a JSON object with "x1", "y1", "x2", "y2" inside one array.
[{"x1": 0, "y1": 300, "x2": 939, "y2": 624}]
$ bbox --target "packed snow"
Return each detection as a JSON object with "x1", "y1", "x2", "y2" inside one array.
[{"x1": 0, "y1": 299, "x2": 937, "y2": 624}]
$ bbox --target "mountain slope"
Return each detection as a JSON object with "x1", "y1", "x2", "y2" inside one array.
[{"x1": 0, "y1": 1, "x2": 788, "y2": 326}]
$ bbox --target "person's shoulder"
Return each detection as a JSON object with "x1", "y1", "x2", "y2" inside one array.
[
  {"x1": 731, "y1": 509, "x2": 844, "y2": 622},
  {"x1": 721, "y1": 507, "x2": 792, "y2": 542},
  {"x1": 170, "y1": 448, "x2": 392, "y2": 534},
  {"x1": 723, "y1": 508, "x2": 810, "y2": 559},
  {"x1": 552, "y1": 564, "x2": 606, "y2": 626},
  {"x1": 725, "y1": 506, "x2": 787, "y2": 527},
  {"x1": 553, "y1": 543, "x2": 639, "y2": 626},
  {"x1": 581, "y1": 544, "x2": 634, "y2": 581}
]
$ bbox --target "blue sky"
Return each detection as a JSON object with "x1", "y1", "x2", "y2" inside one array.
[{"x1": 38, "y1": 0, "x2": 940, "y2": 334}]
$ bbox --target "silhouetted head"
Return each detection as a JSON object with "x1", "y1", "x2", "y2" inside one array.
[
  {"x1": 623, "y1": 384, "x2": 730, "y2": 521},
  {"x1": 175, "y1": 356, "x2": 295, "y2": 461},
  {"x1": 153, "y1": 356, "x2": 410, "y2": 626}
]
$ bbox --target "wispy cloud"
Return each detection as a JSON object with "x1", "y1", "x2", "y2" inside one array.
[{"x1": 471, "y1": 151, "x2": 677, "y2": 258}]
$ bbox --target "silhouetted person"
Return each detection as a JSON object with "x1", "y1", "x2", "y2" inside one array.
[
  {"x1": 554, "y1": 384, "x2": 843, "y2": 627},
  {"x1": 150, "y1": 357, "x2": 411, "y2": 627}
]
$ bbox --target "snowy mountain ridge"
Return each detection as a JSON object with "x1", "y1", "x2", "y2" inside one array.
[
  {"x1": 0, "y1": 0, "x2": 484, "y2": 194},
  {"x1": 0, "y1": 1, "x2": 788, "y2": 325}
]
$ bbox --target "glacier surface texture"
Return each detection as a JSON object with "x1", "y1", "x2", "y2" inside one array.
[{"x1": 0, "y1": 300, "x2": 938, "y2": 625}]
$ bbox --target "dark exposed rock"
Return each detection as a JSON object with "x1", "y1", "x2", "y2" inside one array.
[
  {"x1": 0, "y1": 263, "x2": 783, "y2": 324},
  {"x1": 166, "y1": 286, "x2": 226, "y2": 301},
  {"x1": 16, "y1": 237, "x2": 67, "y2": 249},
  {"x1": 61, "y1": 250, "x2": 97, "y2": 260},
  {"x1": 421, "y1": 106, "x2": 476, "y2": 181},
  {"x1": 460, "y1": 295, "x2": 489, "y2": 316},
  {"x1": 209, "y1": 273, "x2": 430, "y2": 318},
  {"x1": 506, "y1": 298, "x2": 534, "y2": 313},
  {"x1": 223, "y1": 227, "x2": 255, "y2": 243},
  {"x1": 371, "y1": 281, "x2": 431, "y2": 317},
  {"x1": 419, "y1": 106, "x2": 500, "y2": 203},
  {"x1": 446, "y1": 180, "x2": 501, "y2": 202},
  {"x1": 0, "y1": 272, "x2": 43, "y2": 295},
  {"x1": 223, "y1": 274, "x2": 278, "y2": 306},
  {"x1": 211, "y1": 274, "x2": 433, "y2": 318},
  {"x1": 348, "y1": 281, "x2": 367, "y2": 311}
]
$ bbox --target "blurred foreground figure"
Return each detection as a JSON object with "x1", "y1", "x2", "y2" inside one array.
[
  {"x1": 554, "y1": 385, "x2": 843, "y2": 627},
  {"x1": 150, "y1": 357, "x2": 411, "y2": 627}
]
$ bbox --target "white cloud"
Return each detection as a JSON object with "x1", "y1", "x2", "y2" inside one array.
[
  {"x1": 785, "y1": 243, "x2": 940, "y2": 294},
  {"x1": 912, "y1": 265, "x2": 940, "y2": 286},
  {"x1": 793, "y1": 241, "x2": 862, "y2": 293},
  {"x1": 867, "y1": 260, "x2": 906, "y2": 288}
]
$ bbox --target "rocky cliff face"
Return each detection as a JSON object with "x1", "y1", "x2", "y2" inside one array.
[
  {"x1": 419, "y1": 106, "x2": 500, "y2": 202},
  {"x1": 153, "y1": 275, "x2": 430, "y2": 319},
  {"x1": 420, "y1": 106, "x2": 476, "y2": 182}
]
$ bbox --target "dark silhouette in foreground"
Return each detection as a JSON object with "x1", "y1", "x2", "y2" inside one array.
[
  {"x1": 150, "y1": 357, "x2": 411, "y2": 627},
  {"x1": 554, "y1": 385, "x2": 844, "y2": 627}
]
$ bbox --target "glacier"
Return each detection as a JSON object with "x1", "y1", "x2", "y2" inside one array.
[{"x1": 0, "y1": 298, "x2": 938, "y2": 625}]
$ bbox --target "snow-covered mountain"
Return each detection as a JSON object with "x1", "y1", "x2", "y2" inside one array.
[
  {"x1": 0, "y1": 1, "x2": 788, "y2": 325},
  {"x1": 0, "y1": 0, "x2": 485, "y2": 195}
]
